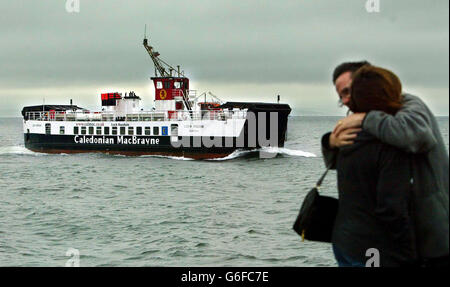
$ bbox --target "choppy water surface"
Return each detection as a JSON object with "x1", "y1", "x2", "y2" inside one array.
[{"x1": 0, "y1": 116, "x2": 448, "y2": 266}]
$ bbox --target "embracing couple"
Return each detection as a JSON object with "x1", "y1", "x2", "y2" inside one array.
[{"x1": 322, "y1": 61, "x2": 449, "y2": 267}]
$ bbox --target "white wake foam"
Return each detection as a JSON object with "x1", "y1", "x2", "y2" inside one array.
[
  {"x1": 260, "y1": 147, "x2": 316, "y2": 158},
  {"x1": 207, "y1": 149, "x2": 255, "y2": 161},
  {"x1": 208, "y1": 147, "x2": 316, "y2": 161},
  {"x1": 0, "y1": 146, "x2": 71, "y2": 156},
  {"x1": 0, "y1": 146, "x2": 40, "y2": 156},
  {"x1": 0, "y1": 146, "x2": 315, "y2": 160},
  {"x1": 139, "y1": 154, "x2": 195, "y2": 161}
]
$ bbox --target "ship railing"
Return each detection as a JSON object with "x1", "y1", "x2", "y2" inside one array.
[
  {"x1": 171, "y1": 90, "x2": 183, "y2": 98},
  {"x1": 166, "y1": 110, "x2": 247, "y2": 121},
  {"x1": 171, "y1": 90, "x2": 197, "y2": 99},
  {"x1": 24, "y1": 110, "x2": 247, "y2": 122}
]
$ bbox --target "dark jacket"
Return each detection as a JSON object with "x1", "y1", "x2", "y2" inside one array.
[
  {"x1": 322, "y1": 94, "x2": 449, "y2": 262},
  {"x1": 332, "y1": 132, "x2": 418, "y2": 266}
]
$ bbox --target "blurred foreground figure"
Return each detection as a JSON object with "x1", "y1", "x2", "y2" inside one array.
[{"x1": 323, "y1": 64, "x2": 449, "y2": 267}]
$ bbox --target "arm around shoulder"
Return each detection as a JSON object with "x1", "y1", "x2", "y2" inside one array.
[{"x1": 362, "y1": 95, "x2": 437, "y2": 153}]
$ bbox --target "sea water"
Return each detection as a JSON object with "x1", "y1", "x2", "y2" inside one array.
[{"x1": 0, "y1": 116, "x2": 448, "y2": 266}]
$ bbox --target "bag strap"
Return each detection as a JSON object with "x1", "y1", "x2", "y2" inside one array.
[
  {"x1": 316, "y1": 165, "x2": 332, "y2": 189},
  {"x1": 316, "y1": 151, "x2": 337, "y2": 188}
]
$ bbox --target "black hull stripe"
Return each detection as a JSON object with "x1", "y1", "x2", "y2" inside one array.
[{"x1": 23, "y1": 134, "x2": 275, "y2": 159}]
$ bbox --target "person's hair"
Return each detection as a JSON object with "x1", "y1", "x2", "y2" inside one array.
[
  {"x1": 332, "y1": 61, "x2": 371, "y2": 83},
  {"x1": 349, "y1": 65, "x2": 403, "y2": 115}
]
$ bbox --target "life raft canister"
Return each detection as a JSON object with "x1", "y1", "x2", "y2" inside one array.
[{"x1": 50, "y1": 110, "x2": 56, "y2": 120}]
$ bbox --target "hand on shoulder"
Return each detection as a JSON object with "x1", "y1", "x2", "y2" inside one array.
[
  {"x1": 328, "y1": 113, "x2": 366, "y2": 148},
  {"x1": 329, "y1": 127, "x2": 362, "y2": 148},
  {"x1": 333, "y1": 113, "x2": 367, "y2": 136}
]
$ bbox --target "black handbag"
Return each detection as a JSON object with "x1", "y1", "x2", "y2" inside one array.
[{"x1": 293, "y1": 167, "x2": 339, "y2": 243}]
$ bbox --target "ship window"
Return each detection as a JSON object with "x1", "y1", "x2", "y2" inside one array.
[
  {"x1": 156, "y1": 81, "x2": 162, "y2": 89},
  {"x1": 145, "y1": 127, "x2": 151, "y2": 135},
  {"x1": 171, "y1": 124, "x2": 178, "y2": 136},
  {"x1": 136, "y1": 127, "x2": 142, "y2": 135},
  {"x1": 45, "y1": 123, "x2": 51, "y2": 135},
  {"x1": 120, "y1": 127, "x2": 126, "y2": 135},
  {"x1": 74, "y1": 126, "x2": 79, "y2": 134},
  {"x1": 164, "y1": 81, "x2": 171, "y2": 89},
  {"x1": 174, "y1": 81, "x2": 180, "y2": 89},
  {"x1": 153, "y1": 126, "x2": 159, "y2": 136},
  {"x1": 89, "y1": 127, "x2": 94, "y2": 135},
  {"x1": 96, "y1": 127, "x2": 102, "y2": 135},
  {"x1": 112, "y1": 127, "x2": 117, "y2": 135},
  {"x1": 104, "y1": 127, "x2": 110, "y2": 135},
  {"x1": 81, "y1": 127, "x2": 86, "y2": 135},
  {"x1": 128, "y1": 127, "x2": 134, "y2": 135},
  {"x1": 60, "y1": 126, "x2": 65, "y2": 135}
]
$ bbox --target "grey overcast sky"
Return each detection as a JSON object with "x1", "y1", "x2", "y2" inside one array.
[{"x1": 0, "y1": 0, "x2": 448, "y2": 116}]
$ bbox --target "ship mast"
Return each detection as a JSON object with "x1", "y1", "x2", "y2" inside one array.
[{"x1": 143, "y1": 36, "x2": 183, "y2": 78}]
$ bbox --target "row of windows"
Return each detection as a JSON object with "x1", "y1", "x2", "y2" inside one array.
[
  {"x1": 67, "y1": 126, "x2": 162, "y2": 136},
  {"x1": 156, "y1": 81, "x2": 184, "y2": 89}
]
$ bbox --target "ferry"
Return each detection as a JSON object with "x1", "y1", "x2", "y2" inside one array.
[{"x1": 22, "y1": 36, "x2": 291, "y2": 159}]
